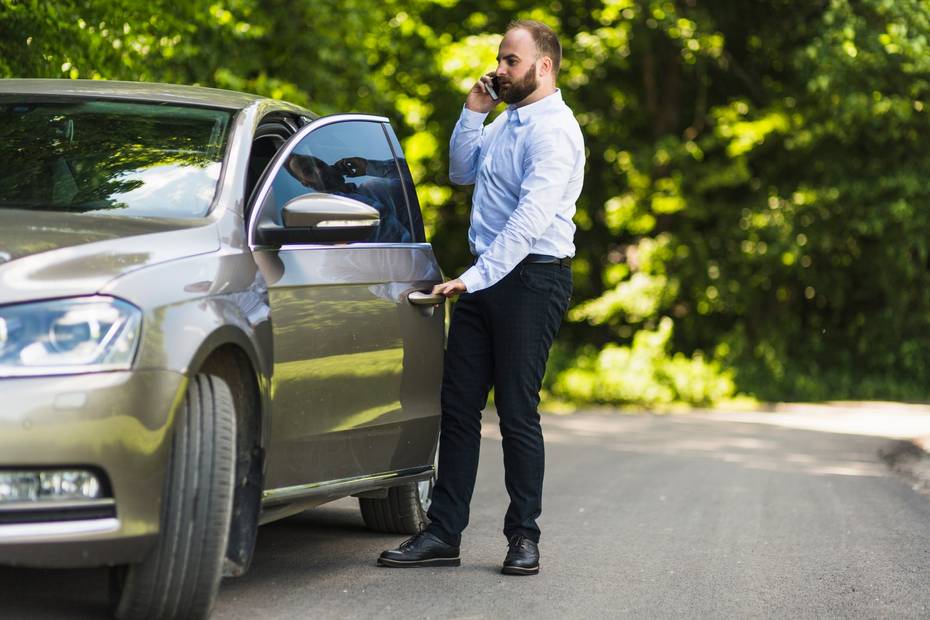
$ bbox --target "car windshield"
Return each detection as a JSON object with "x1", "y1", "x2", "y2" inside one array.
[{"x1": 0, "y1": 99, "x2": 232, "y2": 218}]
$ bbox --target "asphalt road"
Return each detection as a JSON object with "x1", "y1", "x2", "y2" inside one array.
[{"x1": 4, "y1": 411, "x2": 930, "y2": 619}]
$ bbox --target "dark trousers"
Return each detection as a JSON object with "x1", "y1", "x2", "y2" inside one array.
[{"x1": 425, "y1": 261, "x2": 572, "y2": 545}]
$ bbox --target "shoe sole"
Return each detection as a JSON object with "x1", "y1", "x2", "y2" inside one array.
[
  {"x1": 377, "y1": 556, "x2": 461, "y2": 568},
  {"x1": 501, "y1": 564, "x2": 539, "y2": 575}
]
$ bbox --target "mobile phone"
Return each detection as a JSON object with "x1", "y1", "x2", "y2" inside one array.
[{"x1": 483, "y1": 76, "x2": 500, "y2": 101}]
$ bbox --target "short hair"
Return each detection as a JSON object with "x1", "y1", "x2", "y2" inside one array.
[{"x1": 507, "y1": 19, "x2": 562, "y2": 77}]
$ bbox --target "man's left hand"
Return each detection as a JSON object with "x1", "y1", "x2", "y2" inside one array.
[{"x1": 432, "y1": 279, "x2": 467, "y2": 298}]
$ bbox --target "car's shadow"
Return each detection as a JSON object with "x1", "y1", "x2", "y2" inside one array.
[
  {"x1": 0, "y1": 562, "x2": 109, "y2": 619},
  {"x1": 0, "y1": 499, "x2": 378, "y2": 619}
]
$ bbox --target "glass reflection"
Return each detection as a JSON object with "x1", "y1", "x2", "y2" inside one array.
[
  {"x1": 0, "y1": 100, "x2": 231, "y2": 218},
  {"x1": 266, "y1": 121, "x2": 413, "y2": 243}
]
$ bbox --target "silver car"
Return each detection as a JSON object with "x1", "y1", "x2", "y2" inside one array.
[{"x1": 0, "y1": 79, "x2": 446, "y2": 618}]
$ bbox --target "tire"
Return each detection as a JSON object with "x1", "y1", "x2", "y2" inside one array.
[
  {"x1": 359, "y1": 476, "x2": 433, "y2": 535},
  {"x1": 109, "y1": 374, "x2": 237, "y2": 620}
]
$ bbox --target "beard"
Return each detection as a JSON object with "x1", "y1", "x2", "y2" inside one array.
[{"x1": 501, "y1": 65, "x2": 538, "y2": 104}]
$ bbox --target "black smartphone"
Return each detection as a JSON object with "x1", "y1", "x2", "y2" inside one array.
[{"x1": 483, "y1": 76, "x2": 500, "y2": 101}]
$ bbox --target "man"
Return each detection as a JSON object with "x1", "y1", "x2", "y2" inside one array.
[{"x1": 378, "y1": 19, "x2": 584, "y2": 575}]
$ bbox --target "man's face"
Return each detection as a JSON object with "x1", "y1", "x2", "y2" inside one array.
[{"x1": 496, "y1": 28, "x2": 542, "y2": 104}]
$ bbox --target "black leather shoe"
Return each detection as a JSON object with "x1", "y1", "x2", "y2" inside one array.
[
  {"x1": 378, "y1": 531, "x2": 461, "y2": 567},
  {"x1": 502, "y1": 535, "x2": 539, "y2": 575}
]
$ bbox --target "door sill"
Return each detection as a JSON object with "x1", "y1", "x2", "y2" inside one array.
[{"x1": 259, "y1": 465, "x2": 433, "y2": 525}]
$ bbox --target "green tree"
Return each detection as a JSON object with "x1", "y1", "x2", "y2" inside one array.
[{"x1": 3, "y1": 0, "x2": 929, "y2": 404}]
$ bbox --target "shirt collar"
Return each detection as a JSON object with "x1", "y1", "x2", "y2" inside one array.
[{"x1": 506, "y1": 89, "x2": 563, "y2": 125}]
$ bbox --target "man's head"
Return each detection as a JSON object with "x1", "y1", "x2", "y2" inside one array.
[{"x1": 496, "y1": 20, "x2": 562, "y2": 106}]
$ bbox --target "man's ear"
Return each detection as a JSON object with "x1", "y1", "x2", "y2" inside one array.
[{"x1": 538, "y1": 55, "x2": 553, "y2": 78}]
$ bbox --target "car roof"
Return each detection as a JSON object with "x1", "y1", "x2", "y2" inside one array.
[{"x1": 0, "y1": 78, "x2": 306, "y2": 113}]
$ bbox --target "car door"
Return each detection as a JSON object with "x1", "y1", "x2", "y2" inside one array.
[{"x1": 249, "y1": 115, "x2": 444, "y2": 490}]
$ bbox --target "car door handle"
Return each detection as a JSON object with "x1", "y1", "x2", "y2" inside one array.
[{"x1": 407, "y1": 291, "x2": 445, "y2": 305}]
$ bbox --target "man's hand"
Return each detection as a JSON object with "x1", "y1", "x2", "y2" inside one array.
[
  {"x1": 334, "y1": 156, "x2": 367, "y2": 177},
  {"x1": 465, "y1": 73, "x2": 503, "y2": 114},
  {"x1": 432, "y1": 278, "x2": 468, "y2": 298}
]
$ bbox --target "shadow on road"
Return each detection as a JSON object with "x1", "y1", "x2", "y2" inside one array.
[
  {"x1": 0, "y1": 563, "x2": 108, "y2": 619},
  {"x1": 0, "y1": 500, "x2": 402, "y2": 620},
  {"x1": 497, "y1": 413, "x2": 891, "y2": 478},
  {"x1": 224, "y1": 501, "x2": 381, "y2": 587}
]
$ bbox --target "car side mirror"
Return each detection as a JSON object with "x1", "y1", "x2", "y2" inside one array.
[{"x1": 256, "y1": 193, "x2": 380, "y2": 246}]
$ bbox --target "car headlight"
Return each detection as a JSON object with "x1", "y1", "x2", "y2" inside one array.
[{"x1": 0, "y1": 296, "x2": 141, "y2": 377}]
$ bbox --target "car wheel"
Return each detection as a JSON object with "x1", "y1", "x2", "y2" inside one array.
[
  {"x1": 359, "y1": 474, "x2": 433, "y2": 535},
  {"x1": 109, "y1": 374, "x2": 237, "y2": 620}
]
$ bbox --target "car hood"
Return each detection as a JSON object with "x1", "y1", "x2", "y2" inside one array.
[{"x1": 0, "y1": 209, "x2": 220, "y2": 305}]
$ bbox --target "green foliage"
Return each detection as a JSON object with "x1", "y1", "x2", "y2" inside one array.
[
  {"x1": 552, "y1": 317, "x2": 735, "y2": 406},
  {"x1": 3, "y1": 0, "x2": 930, "y2": 405},
  {"x1": 0, "y1": 0, "x2": 260, "y2": 82}
]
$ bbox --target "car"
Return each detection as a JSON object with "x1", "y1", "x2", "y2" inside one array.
[{"x1": 0, "y1": 79, "x2": 446, "y2": 618}]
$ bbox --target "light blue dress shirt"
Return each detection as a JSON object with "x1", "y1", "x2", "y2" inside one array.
[{"x1": 450, "y1": 89, "x2": 585, "y2": 293}]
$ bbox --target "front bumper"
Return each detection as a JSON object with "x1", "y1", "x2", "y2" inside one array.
[{"x1": 0, "y1": 370, "x2": 186, "y2": 568}]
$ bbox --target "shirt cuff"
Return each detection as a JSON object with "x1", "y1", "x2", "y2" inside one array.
[
  {"x1": 458, "y1": 266, "x2": 485, "y2": 293},
  {"x1": 459, "y1": 106, "x2": 488, "y2": 130}
]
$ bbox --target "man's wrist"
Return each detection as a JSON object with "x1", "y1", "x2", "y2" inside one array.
[
  {"x1": 458, "y1": 267, "x2": 483, "y2": 293},
  {"x1": 460, "y1": 106, "x2": 489, "y2": 129}
]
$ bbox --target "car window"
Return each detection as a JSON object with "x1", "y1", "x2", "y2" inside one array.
[
  {"x1": 0, "y1": 100, "x2": 231, "y2": 218},
  {"x1": 262, "y1": 120, "x2": 413, "y2": 244},
  {"x1": 383, "y1": 124, "x2": 425, "y2": 243}
]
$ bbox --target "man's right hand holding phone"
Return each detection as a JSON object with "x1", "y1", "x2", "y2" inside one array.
[{"x1": 466, "y1": 72, "x2": 502, "y2": 114}]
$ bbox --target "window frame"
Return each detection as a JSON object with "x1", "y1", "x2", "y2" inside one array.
[
  {"x1": 247, "y1": 113, "x2": 423, "y2": 249},
  {"x1": 381, "y1": 123, "x2": 425, "y2": 243}
]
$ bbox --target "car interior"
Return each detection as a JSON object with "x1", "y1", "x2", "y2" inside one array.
[{"x1": 245, "y1": 112, "x2": 303, "y2": 210}]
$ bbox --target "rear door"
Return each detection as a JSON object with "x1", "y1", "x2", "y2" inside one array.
[{"x1": 249, "y1": 115, "x2": 444, "y2": 490}]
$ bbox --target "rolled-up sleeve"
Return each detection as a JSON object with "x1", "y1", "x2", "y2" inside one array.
[
  {"x1": 448, "y1": 107, "x2": 488, "y2": 185},
  {"x1": 459, "y1": 129, "x2": 575, "y2": 293}
]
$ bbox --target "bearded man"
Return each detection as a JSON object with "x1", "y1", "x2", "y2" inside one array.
[{"x1": 378, "y1": 19, "x2": 585, "y2": 575}]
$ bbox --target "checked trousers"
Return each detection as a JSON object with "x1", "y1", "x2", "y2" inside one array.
[{"x1": 425, "y1": 261, "x2": 572, "y2": 545}]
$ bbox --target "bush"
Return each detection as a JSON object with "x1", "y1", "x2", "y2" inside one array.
[{"x1": 552, "y1": 317, "x2": 736, "y2": 406}]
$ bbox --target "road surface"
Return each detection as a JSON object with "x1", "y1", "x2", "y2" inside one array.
[{"x1": 3, "y1": 410, "x2": 930, "y2": 618}]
